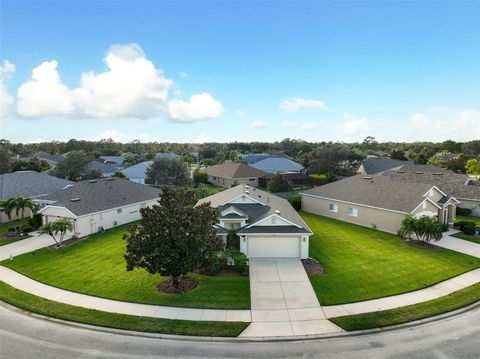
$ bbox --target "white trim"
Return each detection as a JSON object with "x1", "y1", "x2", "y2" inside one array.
[
  {"x1": 243, "y1": 233, "x2": 312, "y2": 237},
  {"x1": 422, "y1": 185, "x2": 447, "y2": 198},
  {"x1": 38, "y1": 205, "x2": 78, "y2": 218},
  {"x1": 329, "y1": 203, "x2": 338, "y2": 213},
  {"x1": 457, "y1": 197, "x2": 480, "y2": 203},
  {"x1": 245, "y1": 213, "x2": 302, "y2": 228},
  {"x1": 442, "y1": 197, "x2": 460, "y2": 206},
  {"x1": 220, "y1": 207, "x2": 247, "y2": 217},
  {"x1": 410, "y1": 197, "x2": 441, "y2": 214},
  {"x1": 220, "y1": 193, "x2": 265, "y2": 207},
  {"x1": 300, "y1": 193, "x2": 409, "y2": 215}
]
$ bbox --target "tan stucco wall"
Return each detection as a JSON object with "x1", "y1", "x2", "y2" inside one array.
[
  {"x1": 301, "y1": 195, "x2": 407, "y2": 234},
  {"x1": 411, "y1": 199, "x2": 439, "y2": 218},
  {"x1": 0, "y1": 208, "x2": 33, "y2": 223},
  {"x1": 208, "y1": 176, "x2": 259, "y2": 188}
]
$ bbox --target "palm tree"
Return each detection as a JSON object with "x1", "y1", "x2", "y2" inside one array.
[
  {"x1": 417, "y1": 216, "x2": 443, "y2": 242},
  {"x1": 0, "y1": 197, "x2": 17, "y2": 225},
  {"x1": 399, "y1": 215, "x2": 417, "y2": 240},
  {"x1": 13, "y1": 196, "x2": 36, "y2": 234},
  {"x1": 39, "y1": 218, "x2": 74, "y2": 247}
]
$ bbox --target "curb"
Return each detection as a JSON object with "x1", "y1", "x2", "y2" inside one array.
[{"x1": 2, "y1": 299, "x2": 479, "y2": 343}]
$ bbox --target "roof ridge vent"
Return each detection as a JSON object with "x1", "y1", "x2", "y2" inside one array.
[
  {"x1": 245, "y1": 190, "x2": 250, "y2": 194},
  {"x1": 106, "y1": 177, "x2": 115, "y2": 181},
  {"x1": 275, "y1": 209, "x2": 281, "y2": 214},
  {"x1": 88, "y1": 179, "x2": 98, "y2": 183},
  {"x1": 396, "y1": 170, "x2": 405, "y2": 173},
  {"x1": 363, "y1": 176, "x2": 372, "y2": 180},
  {"x1": 433, "y1": 172, "x2": 443, "y2": 175},
  {"x1": 70, "y1": 198, "x2": 81, "y2": 202},
  {"x1": 414, "y1": 171, "x2": 423, "y2": 174}
]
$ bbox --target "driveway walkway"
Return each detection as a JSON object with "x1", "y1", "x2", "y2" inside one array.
[
  {"x1": 240, "y1": 258, "x2": 342, "y2": 337},
  {"x1": 434, "y1": 230, "x2": 480, "y2": 258},
  {"x1": 0, "y1": 231, "x2": 60, "y2": 261}
]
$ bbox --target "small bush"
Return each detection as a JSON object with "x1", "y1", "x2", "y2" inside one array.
[
  {"x1": 21, "y1": 225, "x2": 33, "y2": 233},
  {"x1": 226, "y1": 250, "x2": 248, "y2": 275},
  {"x1": 326, "y1": 172, "x2": 338, "y2": 182},
  {"x1": 463, "y1": 222, "x2": 476, "y2": 235},
  {"x1": 28, "y1": 213, "x2": 43, "y2": 229},
  {"x1": 193, "y1": 170, "x2": 209, "y2": 187},
  {"x1": 456, "y1": 207, "x2": 472, "y2": 216},
  {"x1": 288, "y1": 195, "x2": 302, "y2": 211},
  {"x1": 441, "y1": 224, "x2": 449, "y2": 232}
]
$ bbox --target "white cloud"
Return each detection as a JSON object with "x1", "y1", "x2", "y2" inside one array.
[
  {"x1": 178, "y1": 71, "x2": 188, "y2": 78},
  {"x1": 300, "y1": 122, "x2": 317, "y2": 131},
  {"x1": 250, "y1": 120, "x2": 267, "y2": 129},
  {"x1": 15, "y1": 44, "x2": 223, "y2": 122},
  {"x1": 97, "y1": 129, "x2": 126, "y2": 142},
  {"x1": 282, "y1": 120, "x2": 297, "y2": 128},
  {"x1": 1, "y1": 60, "x2": 16, "y2": 117},
  {"x1": 167, "y1": 93, "x2": 223, "y2": 122},
  {"x1": 342, "y1": 113, "x2": 369, "y2": 135},
  {"x1": 280, "y1": 98, "x2": 326, "y2": 112},
  {"x1": 409, "y1": 108, "x2": 480, "y2": 142}
]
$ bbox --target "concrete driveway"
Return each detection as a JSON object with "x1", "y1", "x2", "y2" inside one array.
[
  {"x1": 240, "y1": 258, "x2": 342, "y2": 337},
  {"x1": 0, "y1": 232, "x2": 59, "y2": 261}
]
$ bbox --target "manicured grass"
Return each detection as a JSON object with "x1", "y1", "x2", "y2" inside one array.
[
  {"x1": 193, "y1": 184, "x2": 225, "y2": 199},
  {"x1": 0, "y1": 281, "x2": 248, "y2": 337},
  {"x1": 451, "y1": 232, "x2": 480, "y2": 244},
  {"x1": 300, "y1": 212, "x2": 480, "y2": 305},
  {"x1": 330, "y1": 283, "x2": 480, "y2": 331},
  {"x1": 457, "y1": 216, "x2": 480, "y2": 227},
  {"x1": 1, "y1": 224, "x2": 250, "y2": 309}
]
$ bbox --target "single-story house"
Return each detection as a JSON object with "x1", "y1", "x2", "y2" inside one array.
[
  {"x1": 121, "y1": 161, "x2": 153, "y2": 184},
  {"x1": 0, "y1": 171, "x2": 73, "y2": 222},
  {"x1": 357, "y1": 157, "x2": 413, "y2": 175},
  {"x1": 242, "y1": 153, "x2": 273, "y2": 165},
  {"x1": 204, "y1": 162, "x2": 267, "y2": 188},
  {"x1": 301, "y1": 170, "x2": 461, "y2": 234},
  {"x1": 250, "y1": 157, "x2": 304, "y2": 174},
  {"x1": 38, "y1": 178, "x2": 160, "y2": 237},
  {"x1": 87, "y1": 160, "x2": 119, "y2": 177},
  {"x1": 383, "y1": 164, "x2": 480, "y2": 217},
  {"x1": 197, "y1": 185, "x2": 312, "y2": 258}
]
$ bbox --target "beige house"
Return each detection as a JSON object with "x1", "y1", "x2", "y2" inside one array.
[
  {"x1": 204, "y1": 162, "x2": 267, "y2": 188},
  {"x1": 301, "y1": 169, "x2": 461, "y2": 234},
  {"x1": 197, "y1": 185, "x2": 312, "y2": 258}
]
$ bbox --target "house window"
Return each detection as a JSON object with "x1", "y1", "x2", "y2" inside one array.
[
  {"x1": 329, "y1": 204, "x2": 338, "y2": 213},
  {"x1": 249, "y1": 178, "x2": 255, "y2": 181},
  {"x1": 117, "y1": 208, "x2": 122, "y2": 214},
  {"x1": 348, "y1": 207, "x2": 358, "y2": 217}
]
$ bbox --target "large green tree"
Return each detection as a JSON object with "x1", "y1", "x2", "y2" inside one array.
[
  {"x1": 53, "y1": 150, "x2": 90, "y2": 181},
  {"x1": 267, "y1": 173, "x2": 293, "y2": 192},
  {"x1": 13, "y1": 196, "x2": 36, "y2": 234},
  {"x1": 146, "y1": 158, "x2": 189, "y2": 186},
  {"x1": 124, "y1": 187, "x2": 223, "y2": 291},
  {"x1": 466, "y1": 159, "x2": 480, "y2": 180}
]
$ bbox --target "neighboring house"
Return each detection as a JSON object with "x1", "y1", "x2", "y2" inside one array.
[
  {"x1": 87, "y1": 160, "x2": 118, "y2": 177},
  {"x1": 204, "y1": 162, "x2": 267, "y2": 188},
  {"x1": 242, "y1": 153, "x2": 273, "y2": 165},
  {"x1": 197, "y1": 185, "x2": 312, "y2": 258},
  {"x1": 357, "y1": 157, "x2": 413, "y2": 175},
  {"x1": 99, "y1": 156, "x2": 125, "y2": 167},
  {"x1": 259, "y1": 172, "x2": 325, "y2": 188},
  {"x1": 38, "y1": 178, "x2": 160, "y2": 238},
  {"x1": 301, "y1": 170, "x2": 461, "y2": 234},
  {"x1": 251, "y1": 157, "x2": 304, "y2": 174},
  {"x1": 155, "y1": 152, "x2": 180, "y2": 160},
  {"x1": 0, "y1": 171, "x2": 72, "y2": 222},
  {"x1": 34, "y1": 152, "x2": 66, "y2": 166},
  {"x1": 121, "y1": 161, "x2": 153, "y2": 184}
]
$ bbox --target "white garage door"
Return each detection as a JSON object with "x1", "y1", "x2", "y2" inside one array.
[{"x1": 248, "y1": 236, "x2": 300, "y2": 258}]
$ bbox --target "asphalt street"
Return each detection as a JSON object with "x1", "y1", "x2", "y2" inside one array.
[{"x1": 1, "y1": 303, "x2": 479, "y2": 359}]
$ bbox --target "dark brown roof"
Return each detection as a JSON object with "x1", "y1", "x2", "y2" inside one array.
[{"x1": 205, "y1": 162, "x2": 267, "y2": 179}]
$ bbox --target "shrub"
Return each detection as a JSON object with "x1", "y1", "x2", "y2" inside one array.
[
  {"x1": 441, "y1": 224, "x2": 449, "y2": 232},
  {"x1": 267, "y1": 173, "x2": 293, "y2": 193},
  {"x1": 21, "y1": 225, "x2": 33, "y2": 234},
  {"x1": 456, "y1": 207, "x2": 472, "y2": 216},
  {"x1": 309, "y1": 174, "x2": 327, "y2": 180},
  {"x1": 193, "y1": 170, "x2": 209, "y2": 187},
  {"x1": 28, "y1": 213, "x2": 43, "y2": 229},
  {"x1": 462, "y1": 221, "x2": 476, "y2": 235},
  {"x1": 326, "y1": 172, "x2": 338, "y2": 182},
  {"x1": 288, "y1": 195, "x2": 302, "y2": 211},
  {"x1": 226, "y1": 250, "x2": 248, "y2": 275},
  {"x1": 226, "y1": 230, "x2": 240, "y2": 250}
]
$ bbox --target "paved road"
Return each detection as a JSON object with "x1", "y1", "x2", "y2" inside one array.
[{"x1": 1, "y1": 303, "x2": 479, "y2": 359}]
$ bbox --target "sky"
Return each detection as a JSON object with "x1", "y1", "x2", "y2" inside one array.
[{"x1": 0, "y1": 1, "x2": 479, "y2": 144}]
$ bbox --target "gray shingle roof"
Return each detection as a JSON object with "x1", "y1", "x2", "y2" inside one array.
[
  {"x1": 237, "y1": 225, "x2": 311, "y2": 234},
  {"x1": 121, "y1": 161, "x2": 153, "y2": 180},
  {"x1": 205, "y1": 162, "x2": 267, "y2": 179},
  {"x1": 88, "y1": 161, "x2": 118, "y2": 175},
  {"x1": 40, "y1": 178, "x2": 160, "y2": 216},
  {"x1": 242, "y1": 153, "x2": 272, "y2": 165},
  {"x1": 197, "y1": 185, "x2": 311, "y2": 233},
  {"x1": 362, "y1": 157, "x2": 413, "y2": 175},
  {"x1": 0, "y1": 171, "x2": 73, "y2": 200},
  {"x1": 301, "y1": 174, "x2": 433, "y2": 213},
  {"x1": 250, "y1": 157, "x2": 304, "y2": 173},
  {"x1": 100, "y1": 156, "x2": 125, "y2": 165}
]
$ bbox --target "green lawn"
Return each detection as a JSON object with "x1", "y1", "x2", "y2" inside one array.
[
  {"x1": 193, "y1": 183, "x2": 225, "y2": 199},
  {"x1": 300, "y1": 212, "x2": 480, "y2": 305},
  {"x1": 451, "y1": 232, "x2": 480, "y2": 244},
  {"x1": 1, "y1": 224, "x2": 250, "y2": 309},
  {"x1": 456, "y1": 216, "x2": 480, "y2": 227},
  {"x1": 0, "y1": 281, "x2": 248, "y2": 337},
  {"x1": 331, "y1": 283, "x2": 480, "y2": 331}
]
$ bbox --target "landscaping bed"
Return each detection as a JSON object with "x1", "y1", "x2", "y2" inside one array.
[
  {"x1": 0, "y1": 281, "x2": 248, "y2": 337},
  {"x1": 1, "y1": 224, "x2": 251, "y2": 309},
  {"x1": 302, "y1": 258, "x2": 325, "y2": 275},
  {"x1": 300, "y1": 212, "x2": 480, "y2": 306},
  {"x1": 330, "y1": 283, "x2": 480, "y2": 331},
  {"x1": 0, "y1": 233, "x2": 30, "y2": 247}
]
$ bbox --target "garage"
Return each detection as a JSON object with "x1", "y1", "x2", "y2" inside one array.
[{"x1": 247, "y1": 236, "x2": 301, "y2": 258}]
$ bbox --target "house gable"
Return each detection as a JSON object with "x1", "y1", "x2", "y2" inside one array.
[
  {"x1": 224, "y1": 194, "x2": 265, "y2": 206},
  {"x1": 247, "y1": 213, "x2": 301, "y2": 228}
]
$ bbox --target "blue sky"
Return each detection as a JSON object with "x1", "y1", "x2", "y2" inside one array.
[{"x1": 1, "y1": 1, "x2": 479, "y2": 143}]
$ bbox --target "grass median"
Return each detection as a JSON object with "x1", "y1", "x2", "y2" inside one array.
[
  {"x1": 330, "y1": 283, "x2": 480, "y2": 331},
  {"x1": 0, "y1": 281, "x2": 249, "y2": 337}
]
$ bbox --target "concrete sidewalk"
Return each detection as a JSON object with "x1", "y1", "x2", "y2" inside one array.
[
  {"x1": 240, "y1": 258, "x2": 342, "y2": 337},
  {"x1": 0, "y1": 231, "x2": 66, "y2": 261},
  {"x1": 0, "y1": 266, "x2": 251, "y2": 322},
  {"x1": 434, "y1": 230, "x2": 480, "y2": 258}
]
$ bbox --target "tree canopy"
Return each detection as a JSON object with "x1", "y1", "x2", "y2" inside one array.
[{"x1": 146, "y1": 158, "x2": 189, "y2": 186}]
